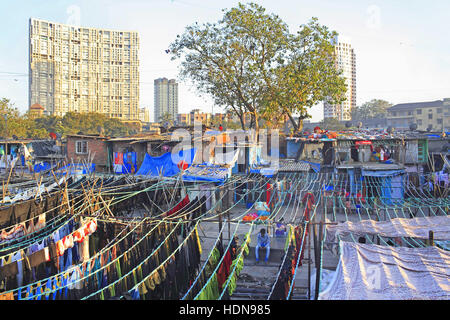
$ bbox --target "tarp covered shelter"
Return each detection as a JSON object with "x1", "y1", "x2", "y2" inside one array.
[
  {"x1": 319, "y1": 241, "x2": 450, "y2": 300},
  {"x1": 183, "y1": 149, "x2": 239, "y2": 183},
  {"x1": 135, "y1": 148, "x2": 196, "y2": 177},
  {"x1": 326, "y1": 215, "x2": 450, "y2": 242}
]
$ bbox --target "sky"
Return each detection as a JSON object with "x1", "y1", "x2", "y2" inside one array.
[{"x1": 0, "y1": 0, "x2": 449, "y2": 122}]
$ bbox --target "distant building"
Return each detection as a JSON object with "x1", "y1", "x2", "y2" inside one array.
[
  {"x1": 29, "y1": 103, "x2": 45, "y2": 118},
  {"x1": 177, "y1": 109, "x2": 212, "y2": 126},
  {"x1": 213, "y1": 113, "x2": 227, "y2": 123},
  {"x1": 190, "y1": 109, "x2": 211, "y2": 124},
  {"x1": 139, "y1": 107, "x2": 150, "y2": 123},
  {"x1": 324, "y1": 36, "x2": 356, "y2": 121},
  {"x1": 387, "y1": 98, "x2": 450, "y2": 131},
  {"x1": 154, "y1": 78, "x2": 178, "y2": 123},
  {"x1": 176, "y1": 113, "x2": 190, "y2": 126},
  {"x1": 29, "y1": 18, "x2": 140, "y2": 120}
]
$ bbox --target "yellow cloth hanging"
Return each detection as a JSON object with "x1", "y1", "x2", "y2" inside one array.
[{"x1": 194, "y1": 225, "x2": 202, "y2": 255}]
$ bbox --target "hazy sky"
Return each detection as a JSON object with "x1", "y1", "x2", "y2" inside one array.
[{"x1": 1, "y1": 0, "x2": 449, "y2": 122}]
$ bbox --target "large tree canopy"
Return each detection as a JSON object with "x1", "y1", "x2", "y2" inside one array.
[
  {"x1": 169, "y1": 2, "x2": 347, "y2": 133},
  {"x1": 351, "y1": 99, "x2": 392, "y2": 121},
  {"x1": 0, "y1": 98, "x2": 136, "y2": 139}
]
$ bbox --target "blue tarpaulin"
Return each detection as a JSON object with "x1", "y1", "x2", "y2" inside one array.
[
  {"x1": 183, "y1": 163, "x2": 230, "y2": 183},
  {"x1": 34, "y1": 162, "x2": 52, "y2": 173},
  {"x1": 136, "y1": 148, "x2": 196, "y2": 177},
  {"x1": 362, "y1": 169, "x2": 405, "y2": 205},
  {"x1": 54, "y1": 163, "x2": 95, "y2": 176},
  {"x1": 305, "y1": 161, "x2": 321, "y2": 173},
  {"x1": 361, "y1": 169, "x2": 404, "y2": 177},
  {"x1": 114, "y1": 152, "x2": 137, "y2": 174}
]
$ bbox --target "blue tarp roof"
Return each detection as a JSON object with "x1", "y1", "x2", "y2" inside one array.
[
  {"x1": 135, "y1": 148, "x2": 196, "y2": 177},
  {"x1": 361, "y1": 169, "x2": 405, "y2": 177},
  {"x1": 182, "y1": 163, "x2": 229, "y2": 183}
]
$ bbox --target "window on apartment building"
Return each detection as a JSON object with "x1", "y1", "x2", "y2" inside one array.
[
  {"x1": 437, "y1": 108, "x2": 442, "y2": 113},
  {"x1": 75, "y1": 141, "x2": 88, "y2": 154},
  {"x1": 416, "y1": 109, "x2": 422, "y2": 114},
  {"x1": 437, "y1": 119, "x2": 443, "y2": 124},
  {"x1": 392, "y1": 111, "x2": 396, "y2": 116},
  {"x1": 428, "y1": 113, "x2": 433, "y2": 120},
  {"x1": 417, "y1": 120, "x2": 422, "y2": 125}
]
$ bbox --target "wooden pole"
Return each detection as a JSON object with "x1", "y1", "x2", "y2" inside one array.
[{"x1": 428, "y1": 230, "x2": 434, "y2": 247}]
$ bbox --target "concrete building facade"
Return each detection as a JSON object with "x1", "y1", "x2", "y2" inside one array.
[
  {"x1": 324, "y1": 36, "x2": 356, "y2": 121},
  {"x1": 154, "y1": 78, "x2": 178, "y2": 123},
  {"x1": 387, "y1": 98, "x2": 450, "y2": 131},
  {"x1": 139, "y1": 107, "x2": 150, "y2": 123},
  {"x1": 29, "y1": 18, "x2": 140, "y2": 120}
]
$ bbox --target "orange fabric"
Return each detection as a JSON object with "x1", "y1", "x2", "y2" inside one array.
[
  {"x1": 0, "y1": 292, "x2": 14, "y2": 300},
  {"x1": 56, "y1": 240, "x2": 65, "y2": 256}
]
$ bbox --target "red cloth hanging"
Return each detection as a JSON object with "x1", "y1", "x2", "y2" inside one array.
[
  {"x1": 114, "y1": 153, "x2": 124, "y2": 165},
  {"x1": 165, "y1": 194, "x2": 190, "y2": 217},
  {"x1": 216, "y1": 249, "x2": 232, "y2": 291}
]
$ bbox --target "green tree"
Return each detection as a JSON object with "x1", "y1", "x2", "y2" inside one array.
[
  {"x1": 160, "y1": 112, "x2": 174, "y2": 128},
  {"x1": 319, "y1": 117, "x2": 347, "y2": 131},
  {"x1": 34, "y1": 115, "x2": 64, "y2": 135},
  {"x1": 170, "y1": 3, "x2": 346, "y2": 134},
  {"x1": 351, "y1": 99, "x2": 392, "y2": 121},
  {"x1": 170, "y1": 2, "x2": 291, "y2": 132},
  {"x1": 262, "y1": 18, "x2": 347, "y2": 132}
]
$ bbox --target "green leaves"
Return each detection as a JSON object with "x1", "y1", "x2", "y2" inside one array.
[
  {"x1": 170, "y1": 3, "x2": 347, "y2": 132},
  {"x1": 351, "y1": 99, "x2": 393, "y2": 121},
  {"x1": 0, "y1": 98, "x2": 135, "y2": 139}
]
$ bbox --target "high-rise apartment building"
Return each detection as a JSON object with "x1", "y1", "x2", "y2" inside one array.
[
  {"x1": 29, "y1": 18, "x2": 140, "y2": 120},
  {"x1": 154, "y1": 78, "x2": 178, "y2": 123},
  {"x1": 324, "y1": 36, "x2": 356, "y2": 121},
  {"x1": 139, "y1": 107, "x2": 150, "y2": 123}
]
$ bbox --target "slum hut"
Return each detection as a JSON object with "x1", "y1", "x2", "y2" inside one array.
[
  {"x1": 31, "y1": 140, "x2": 65, "y2": 173},
  {"x1": 0, "y1": 139, "x2": 37, "y2": 175},
  {"x1": 65, "y1": 134, "x2": 109, "y2": 172},
  {"x1": 285, "y1": 136, "x2": 335, "y2": 171},
  {"x1": 106, "y1": 134, "x2": 172, "y2": 175},
  {"x1": 333, "y1": 162, "x2": 406, "y2": 216}
]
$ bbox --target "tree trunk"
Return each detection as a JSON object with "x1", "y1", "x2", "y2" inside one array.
[
  {"x1": 239, "y1": 114, "x2": 245, "y2": 130},
  {"x1": 286, "y1": 112, "x2": 299, "y2": 132},
  {"x1": 253, "y1": 111, "x2": 259, "y2": 143}
]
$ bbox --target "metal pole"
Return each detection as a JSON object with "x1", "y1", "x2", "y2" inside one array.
[
  {"x1": 307, "y1": 222, "x2": 311, "y2": 300},
  {"x1": 314, "y1": 221, "x2": 324, "y2": 300},
  {"x1": 219, "y1": 187, "x2": 223, "y2": 244}
]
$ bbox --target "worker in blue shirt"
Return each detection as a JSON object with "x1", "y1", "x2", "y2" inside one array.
[{"x1": 256, "y1": 228, "x2": 270, "y2": 264}]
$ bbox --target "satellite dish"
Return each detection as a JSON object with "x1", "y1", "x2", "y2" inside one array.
[{"x1": 409, "y1": 123, "x2": 417, "y2": 131}]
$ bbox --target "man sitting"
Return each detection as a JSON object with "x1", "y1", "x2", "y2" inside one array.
[{"x1": 256, "y1": 228, "x2": 270, "y2": 264}]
